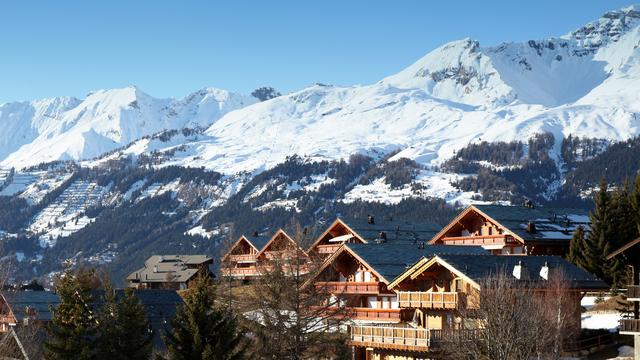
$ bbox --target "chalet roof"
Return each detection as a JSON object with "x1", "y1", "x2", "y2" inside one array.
[
  {"x1": 471, "y1": 205, "x2": 590, "y2": 243},
  {"x1": 338, "y1": 217, "x2": 442, "y2": 243},
  {"x1": 435, "y1": 254, "x2": 608, "y2": 290},
  {"x1": 1, "y1": 290, "x2": 60, "y2": 322},
  {"x1": 245, "y1": 234, "x2": 271, "y2": 250},
  {"x1": 127, "y1": 255, "x2": 213, "y2": 283},
  {"x1": 346, "y1": 243, "x2": 488, "y2": 283}
]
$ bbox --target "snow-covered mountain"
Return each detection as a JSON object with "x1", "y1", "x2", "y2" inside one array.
[
  {"x1": 0, "y1": 86, "x2": 256, "y2": 168},
  {"x1": 2, "y1": 5, "x2": 640, "y2": 175},
  {"x1": 88, "y1": 5, "x2": 640, "y2": 175}
]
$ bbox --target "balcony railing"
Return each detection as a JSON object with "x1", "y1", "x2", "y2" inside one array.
[
  {"x1": 349, "y1": 324, "x2": 430, "y2": 351},
  {"x1": 397, "y1": 291, "x2": 459, "y2": 309},
  {"x1": 620, "y1": 319, "x2": 640, "y2": 334},
  {"x1": 220, "y1": 267, "x2": 260, "y2": 277},
  {"x1": 315, "y1": 281, "x2": 381, "y2": 294},
  {"x1": 316, "y1": 244, "x2": 342, "y2": 254},
  {"x1": 441, "y1": 234, "x2": 513, "y2": 246},
  {"x1": 627, "y1": 285, "x2": 640, "y2": 300},
  {"x1": 227, "y1": 254, "x2": 257, "y2": 263},
  {"x1": 316, "y1": 306, "x2": 402, "y2": 322}
]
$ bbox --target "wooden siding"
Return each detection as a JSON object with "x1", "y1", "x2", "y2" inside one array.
[
  {"x1": 627, "y1": 285, "x2": 640, "y2": 300},
  {"x1": 620, "y1": 319, "x2": 640, "y2": 334}
]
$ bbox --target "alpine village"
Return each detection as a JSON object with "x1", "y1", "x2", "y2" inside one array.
[{"x1": 3, "y1": 3, "x2": 640, "y2": 360}]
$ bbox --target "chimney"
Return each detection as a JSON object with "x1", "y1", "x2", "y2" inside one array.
[
  {"x1": 512, "y1": 261, "x2": 529, "y2": 280},
  {"x1": 367, "y1": 215, "x2": 375, "y2": 225},
  {"x1": 524, "y1": 199, "x2": 534, "y2": 208},
  {"x1": 540, "y1": 261, "x2": 550, "y2": 280},
  {"x1": 376, "y1": 231, "x2": 387, "y2": 243},
  {"x1": 526, "y1": 221, "x2": 536, "y2": 234},
  {"x1": 252, "y1": 230, "x2": 259, "y2": 237},
  {"x1": 154, "y1": 265, "x2": 158, "y2": 273}
]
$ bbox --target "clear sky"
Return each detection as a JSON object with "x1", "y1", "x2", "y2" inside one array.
[{"x1": 0, "y1": 1, "x2": 635, "y2": 103}]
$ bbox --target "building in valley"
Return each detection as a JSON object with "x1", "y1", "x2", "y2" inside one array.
[
  {"x1": 346, "y1": 253, "x2": 607, "y2": 359},
  {"x1": 127, "y1": 255, "x2": 213, "y2": 290},
  {"x1": 220, "y1": 229, "x2": 311, "y2": 278},
  {"x1": 429, "y1": 204, "x2": 589, "y2": 255},
  {"x1": 307, "y1": 216, "x2": 442, "y2": 259},
  {"x1": 305, "y1": 243, "x2": 488, "y2": 324},
  {"x1": 220, "y1": 232, "x2": 271, "y2": 279},
  {"x1": 607, "y1": 237, "x2": 640, "y2": 360},
  {"x1": 0, "y1": 290, "x2": 59, "y2": 333}
]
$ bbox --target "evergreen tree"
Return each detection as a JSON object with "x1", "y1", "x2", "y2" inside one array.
[
  {"x1": 163, "y1": 275, "x2": 245, "y2": 360},
  {"x1": 96, "y1": 287, "x2": 152, "y2": 360},
  {"x1": 581, "y1": 179, "x2": 625, "y2": 287},
  {"x1": 44, "y1": 264, "x2": 98, "y2": 360},
  {"x1": 567, "y1": 225, "x2": 586, "y2": 267}
]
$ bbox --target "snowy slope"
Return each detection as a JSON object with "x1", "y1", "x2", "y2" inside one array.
[
  {"x1": 0, "y1": 87, "x2": 256, "y2": 169},
  {"x1": 3, "y1": 5, "x2": 640, "y2": 176},
  {"x1": 90, "y1": 5, "x2": 640, "y2": 176}
]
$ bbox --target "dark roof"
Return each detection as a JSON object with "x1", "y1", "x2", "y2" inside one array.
[
  {"x1": 436, "y1": 254, "x2": 608, "y2": 290},
  {"x1": 91, "y1": 289, "x2": 183, "y2": 350},
  {"x1": 244, "y1": 234, "x2": 271, "y2": 250},
  {"x1": 346, "y1": 243, "x2": 488, "y2": 282},
  {"x1": 1, "y1": 290, "x2": 60, "y2": 321},
  {"x1": 339, "y1": 217, "x2": 442, "y2": 243},
  {"x1": 473, "y1": 205, "x2": 590, "y2": 243}
]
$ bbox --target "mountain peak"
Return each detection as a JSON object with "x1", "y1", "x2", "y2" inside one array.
[{"x1": 564, "y1": 4, "x2": 640, "y2": 49}]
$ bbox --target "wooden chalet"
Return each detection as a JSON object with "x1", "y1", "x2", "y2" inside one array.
[
  {"x1": 220, "y1": 233, "x2": 271, "y2": 279},
  {"x1": 607, "y1": 237, "x2": 640, "y2": 359},
  {"x1": 429, "y1": 204, "x2": 590, "y2": 256},
  {"x1": 308, "y1": 216, "x2": 442, "y2": 258},
  {"x1": 127, "y1": 255, "x2": 213, "y2": 290},
  {"x1": 220, "y1": 229, "x2": 311, "y2": 278},
  {"x1": 305, "y1": 243, "x2": 487, "y2": 324},
  {"x1": 348, "y1": 254, "x2": 607, "y2": 359}
]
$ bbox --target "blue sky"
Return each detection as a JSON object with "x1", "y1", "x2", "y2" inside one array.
[{"x1": 0, "y1": 1, "x2": 634, "y2": 102}]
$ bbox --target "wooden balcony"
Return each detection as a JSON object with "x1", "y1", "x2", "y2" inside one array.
[
  {"x1": 315, "y1": 281, "x2": 381, "y2": 295},
  {"x1": 627, "y1": 285, "x2": 640, "y2": 301},
  {"x1": 220, "y1": 267, "x2": 260, "y2": 277},
  {"x1": 316, "y1": 244, "x2": 342, "y2": 254},
  {"x1": 349, "y1": 324, "x2": 430, "y2": 352},
  {"x1": 398, "y1": 291, "x2": 460, "y2": 309},
  {"x1": 316, "y1": 307, "x2": 402, "y2": 322},
  {"x1": 227, "y1": 254, "x2": 257, "y2": 263},
  {"x1": 620, "y1": 319, "x2": 640, "y2": 335},
  {"x1": 441, "y1": 234, "x2": 513, "y2": 246},
  {"x1": 351, "y1": 307, "x2": 402, "y2": 321}
]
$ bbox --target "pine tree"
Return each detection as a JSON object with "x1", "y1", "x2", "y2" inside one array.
[
  {"x1": 44, "y1": 264, "x2": 98, "y2": 360},
  {"x1": 567, "y1": 225, "x2": 586, "y2": 267},
  {"x1": 96, "y1": 287, "x2": 152, "y2": 360},
  {"x1": 162, "y1": 275, "x2": 245, "y2": 360}
]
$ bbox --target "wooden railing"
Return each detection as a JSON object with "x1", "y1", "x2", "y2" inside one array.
[
  {"x1": 350, "y1": 324, "x2": 430, "y2": 351},
  {"x1": 627, "y1": 285, "x2": 640, "y2": 300},
  {"x1": 315, "y1": 281, "x2": 381, "y2": 294},
  {"x1": 397, "y1": 291, "x2": 459, "y2": 309},
  {"x1": 351, "y1": 307, "x2": 401, "y2": 321},
  {"x1": 620, "y1": 319, "x2": 640, "y2": 334},
  {"x1": 227, "y1": 254, "x2": 256, "y2": 263},
  {"x1": 316, "y1": 244, "x2": 342, "y2": 254},
  {"x1": 315, "y1": 306, "x2": 402, "y2": 321},
  {"x1": 220, "y1": 267, "x2": 260, "y2": 277},
  {"x1": 441, "y1": 234, "x2": 512, "y2": 246}
]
